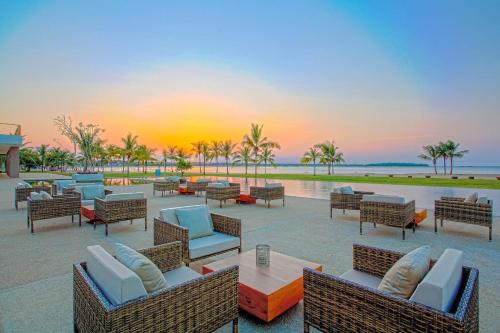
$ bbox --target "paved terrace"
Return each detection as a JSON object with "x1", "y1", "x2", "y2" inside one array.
[{"x1": 0, "y1": 173, "x2": 499, "y2": 332}]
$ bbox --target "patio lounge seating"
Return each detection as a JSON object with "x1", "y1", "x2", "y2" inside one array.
[
  {"x1": 205, "y1": 182, "x2": 240, "y2": 208},
  {"x1": 94, "y1": 192, "x2": 147, "y2": 236},
  {"x1": 304, "y1": 244, "x2": 479, "y2": 333},
  {"x1": 73, "y1": 241, "x2": 239, "y2": 333},
  {"x1": 250, "y1": 183, "x2": 285, "y2": 208},
  {"x1": 27, "y1": 192, "x2": 81, "y2": 233},
  {"x1": 51, "y1": 179, "x2": 76, "y2": 195},
  {"x1": 360, "y1": 194, "x2": 415, "y2": 240},
  {"x1": 187, "y1": 178, "x2": 210, "y2": 195},
  {"x1": 435, "y1": 194, "x2": 493, "y2": 240},
  {"x1": 72, "y1": 185, "x2": 113, "y2": 207},
  {"x1": 330, "y1": 186, "x2": 374, "y2": 217},
  {"x1": 154, "y1": 205, "x2": 241, "y2": 265},
  {"x1": 153, "y1": 180, "x2": 179, "y2": 196},
  {"x1": 15, "y1": 182, "x2": 52, "y2": 210}
]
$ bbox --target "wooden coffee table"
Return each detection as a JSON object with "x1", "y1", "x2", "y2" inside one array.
[{"x1": 202, "y1": 250, "x2": 322, "y2": 322}]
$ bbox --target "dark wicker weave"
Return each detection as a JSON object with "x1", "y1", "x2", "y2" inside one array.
[
  {"x1": 27, "y1": 194, "x2": 81, "y2": 233},
  {"x1": 154, "y1": 213, "x2": 241, "y2": 265},
  {"x1": 330, "y1": 190, "x2": 374, "y2": 217},
  {"x1": 435, "y1": 196, "x2": 493, "y2": 240},
  {"x1": 206, "y1": 183, "x2": 241, "y2": 208},
  {"x1": 73, "y1": 242, "x2": 239, "y2": 333},
  {"x1": 94, "y1": 196, "x2": 147, "y2": 236},
  {"x1": 187, "y1": 181, "x2": 209, "y2": 195},
  {"x1": 360, "y1": 200, "x2": 416, "y2": 240},
  {"x1": 303, "y1": 244, "x2": 479, "y2": 333},
  {"x1": 153, "y1": 180, "x2": 179, "y2": 196},
  {"x1": 15, "y1": 185, "x2": 52, "y2": 210},
  {"x1": 249, "y1": 186, "x2": 285, "y2": 208}
]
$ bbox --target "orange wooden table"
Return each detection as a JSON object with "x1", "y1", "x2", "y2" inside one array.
[{"x1": 202, "y1": 250, "x2": 322, "y2": 322}]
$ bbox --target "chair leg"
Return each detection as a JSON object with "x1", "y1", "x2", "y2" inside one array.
[
  {"x1": 359, "y1": 221, "x2": 362, "y2": 235},
  {"x1": 434, "y1": 217, "x2": 437, "y2": 233},
  {"x1": 79, "y1": 214, "x2": 81, "y2": 227},
  {"x1": 74, "y1": 323, "x2": 79, "y2": 333},
  {"x1": 268, "y1": 201, "x2": 270, "y2": 208},
  {"x1": 31, "y1": 220, "x2": 34, "y2": 233},
  {"x1": 105, "y1": 223, "x2": 108, "y2": 236},
  {"x1": 412, "y1": 220, "x2": 416, "y2": 233},
  {"x1": 232, "y1": 318, "x2": 238, "y2": 333},
  {"x1": 489, "y1": 227, "x2": 492, "y2": 241},
  {"x1": 440, "y1": 218, "x2": 443, "y2": 227},
  {"x1": 330, "y1": 207, "x2": 332, "y2": 219},
  {"x1": 402, "y1": 227, "x2": 405, "y2": 240},
  {"x1": 15, "y1": 201, "x2": 18, "y2": 210},
  {"x1": 220, "y1": 201, "x2": 222, "y2": 208},
  {"x1": 130, "y1": 219, "x2": 133, "y2": 225},
  {"x1": 343, "y1": 209, "x2": 345, "y2": 215},
  {"x1": 144, "y1": 217, "x2": 147, "y2": 230},
  {"x1": 283, "y1": 197, "x2": 285, "y2": 207},
  {"x1": 72, "y1": 215, "x2": 74, "y2": 223},
  {"x1": 27, "y1": 215, "x2": 29, "y2": 228},
  {"x1": 304, "y1": 323, "x2": 310, "y2": 333}
]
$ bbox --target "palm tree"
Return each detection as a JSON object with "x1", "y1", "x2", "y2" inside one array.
[
  {"x1": 36, "y1": 144, "x2": 49, "y2": 172},
  {"x1": 258, "y1": 146, "x2": 277, "y2": 179},
  {"x1": 243, "y1": 123, "x2": 280, "y2": 177},
  {"x1": 161, "y1": 149, "x2": 168, "y2": 176},
  {"x1": 436, "y1": 142, "x2": 449, "y2": 175},
  {"x1": 444, "y1": 140, "x2": 469, "y2": 175},
  {"x1": 221, "y1": 140, "x2": 237, "y2": 175},
  {"x1": 210, "y1": 141, "x2": 223, "y2": 173},
  {"x1": 200, "y1": 142, "x2": 210, "y2": 175},
  {"x1": 233, "y1": 144, "x2": 252, "y2": 177},
  {"x1": 191, "y1": 141, "x2": 204, "y2": 174},
  {"x1": 315, "y1": 140, "x2": 342, "y2": 175},
  {"x1": 418, "y1": 145, "x2": 440, "y2": 175},
  {"x1": 121, "y1": 133, "x2": 138, "y2": 177},
  {"x1": 166, "y1": 145, "x2": 178, "y2": 173},
  {"x1": 301, "y1": 146, "x2": 320, "y2": 176},
  {"x1": 105, "y1": 144, "x2": 120, "y2": 172}
]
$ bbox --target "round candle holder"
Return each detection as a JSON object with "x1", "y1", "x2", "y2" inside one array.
[{"x1": 256, "y1": 244, "x2": 270, "y2": 267}]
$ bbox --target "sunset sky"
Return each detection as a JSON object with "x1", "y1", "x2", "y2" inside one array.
[{"x1": 1, "y1": 1, "x2": 499, "y2": 164}]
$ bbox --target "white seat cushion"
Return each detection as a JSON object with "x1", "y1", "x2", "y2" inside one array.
[
  {"x1": 105, "y1": 192, "x2": 144, "y2": 202},
  {"x1": 340, "y1": 269, "x2": 382, "y2": 289},
  {"x1": 163, "y1": 266, "x2": 202, "y2": 286},
  {"x1": 363, "y1": 194, "x2": 405, "y2": 204},
  {"x1": 410, "y1": 249, "x2": 464, "y2": 312},
  {"x1": 29, "y1": 192, "x2": 43, "y2": 200},
  {"x1": 86, "y1": 245, "x2": 147, "y2": 305},
  {"x1": 189, "y1": 232, "x2": 240, "y2": 259}
]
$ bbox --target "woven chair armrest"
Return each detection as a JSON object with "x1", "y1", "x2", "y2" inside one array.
[
  {"x1": 436, "y1": 199, "x2": 492, "y2": 209},
  {"x1": 404, "y1": 200, "x2": 416, "y2": 214},
  {"x1": 211, "y1": 214, "x2": 241, "y2": 237},
  {"x1": 304, "y1": 268, "x2": 476, "y2": 332},
  {"x1": 352, "y1": 244, "x2": 403, "y2": 278},
  {"x1": 153, "y1": 218, "x2": 189, "y2": 260},
  {"x1": 138, "y1": 242, "x2": 183, "y2": 272}
]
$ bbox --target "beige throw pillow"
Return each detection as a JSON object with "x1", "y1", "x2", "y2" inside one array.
[
  {"x1": 465, "y1": 192, "x2": 478, "y2": 203},
  {"x1": 115, "y1": 243, "x2": 168, "y2": 293},
  {"x1": 378, "y1": 245, "x2": 431, "y2": 298}
]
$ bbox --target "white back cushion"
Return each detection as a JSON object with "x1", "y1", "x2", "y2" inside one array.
[
  {"x1": 410, "y1": 249, "x2": 464, "y2": 312},
  {"x1": 363, "y1": 194, "x2": 405, "y2": 204},
  {"x1": 86, "y1": 245, "x2": 147, "y2": 305},
  {"x1": 105, "y1": 192, "x2": 144, "y2": 202},
  {"x1": 465, "y1": 192, "x2": 478, "y2": 203}
]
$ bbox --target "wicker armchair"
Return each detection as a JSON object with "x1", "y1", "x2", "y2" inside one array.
[
  {"x1": 360, "y1": 199, "x2": 415, "y2": 240},
  {"x1": 15, "y1": 185, "x2": 52, "y2": 210},
  {"x1": 435, "y1": 197, "x2": 493, "y2": 240},
  {"x1": 250, "y1": 185, "x2": 285, "y2": 208},
  {"x1": 153, "y1": 180, "x2": 179, "y2": 196},
  {"x1": 330, "y1": 190, "x2": 374, "y2": 217},
  {"x1": 73, "y1": 242, "x2": 239, "y2": 333},
  {"x1": 304, "y1": 244, "x2": 479, "y2": 333},
  {"x1": 206, "y1": 183, "x2": 241, "y2": 208},
  {"x1": 27, "y1": 194, "x2": 81, "y2": 233},
  {"x1": 94, "y1": 196, "x2": 147, "y2": 236},
  {"x1": 187, "y1": 181, "x2": 209, "y2": 195},
  {"x1": 154, "y1": 213, "x2": 241, "y2": 265}
]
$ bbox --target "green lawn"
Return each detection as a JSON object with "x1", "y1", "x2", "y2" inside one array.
[{"x1": 40, "y1": 171, "x2": 500, "y2": 189}]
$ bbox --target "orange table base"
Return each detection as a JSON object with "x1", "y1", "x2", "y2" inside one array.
[
  {"x1": 236, "y1": 194, "x2": 256, "y2": 204},
  {"x1": 415, "y1": 208, "x2": 427, "y2": 224},
  {"x1": 177, "y1": 188, "x2": 195, "y2": 195},
  {"x1": 80, "y1": 206, "x2": 103, "y2": 224}
]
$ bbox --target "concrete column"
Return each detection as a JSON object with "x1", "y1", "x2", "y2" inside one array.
[{"x1": 6, "y1": 147, "x2": 20, "y2": 178}]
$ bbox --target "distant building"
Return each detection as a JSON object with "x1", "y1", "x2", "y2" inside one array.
[{"x1": 0, "y1": 123, "x2": 22, "y2": 178}]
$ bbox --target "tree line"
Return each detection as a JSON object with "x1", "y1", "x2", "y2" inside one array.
[
  {"x1": 300, "y1": 140, "x2": 344, "y2": 176},
  {"x1": 418, "y1": 140, "x2": 468, "y2": 175}
]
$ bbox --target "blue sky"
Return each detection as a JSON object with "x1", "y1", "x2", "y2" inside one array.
[{"x1": 0, "y1": 1, "x2": 499, "y2": 164}]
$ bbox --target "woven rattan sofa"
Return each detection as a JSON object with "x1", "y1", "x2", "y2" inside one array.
[
  {"x1": 330, "y1": 187, "x2": 374, "y2": 217},
  {"x1": 73, "y1": 241, "x2": 239, "y2": 333},
  {"x1": 187, "y1": 180, "x2": 209, "y2": 195},
  {"x1": 360, "y1": 195, "x2": 416, "y2": 240},
  {"x1": 94, "y1": 193, "x2": 147, "y2": 236},
  {"x1": 435, "y1": 196, "x2": 493, "y2": 240},
  {"x1": 250, "y1": 184, "x2": 285, "y2": 208},
  {"x1": 27, "y1": 193, "x2": 81, "y2": 233},
  {"x1": 206, "y1": 183, "x2": 240, "y2": 208},
  {"x1": 154, "y1": 205, "x2": 241, "y2": 265},
  {"x1": 304, "y1": 244, "x2": 479, "y2": 333},
  {"x1": 15, "y1": 184, "x2": 52, "y2": 210},
  {"x1": 153, "y1": 180, "x2": 179, "y2": 196}
]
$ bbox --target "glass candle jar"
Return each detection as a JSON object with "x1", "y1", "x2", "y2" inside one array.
[{"x1": 256, "y1": 244, "x2": 270, "y2": 267}]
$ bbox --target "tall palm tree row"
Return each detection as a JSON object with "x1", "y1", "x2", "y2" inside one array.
[
  {"x1": 121, "y1": 133, "x2": 138, "y2": 177},
  {"x1": 210, "y1": 140, "x2": 223, "y2": 173},
  {"x1": 243, "y1": 123, "x2": 281, "y2": 177},
  {"x1": 221, "y1": 140, "x2": 237, "y2": 175},
  {"x1": 308, "y1": 140, "x2": 344, "y2": 175},
  {"x1": 418, "y1": 140, "x2": 469, "y2": 175},
  {"x1": 300, "y1": 146, "x2": 321, "y2": 176}
]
